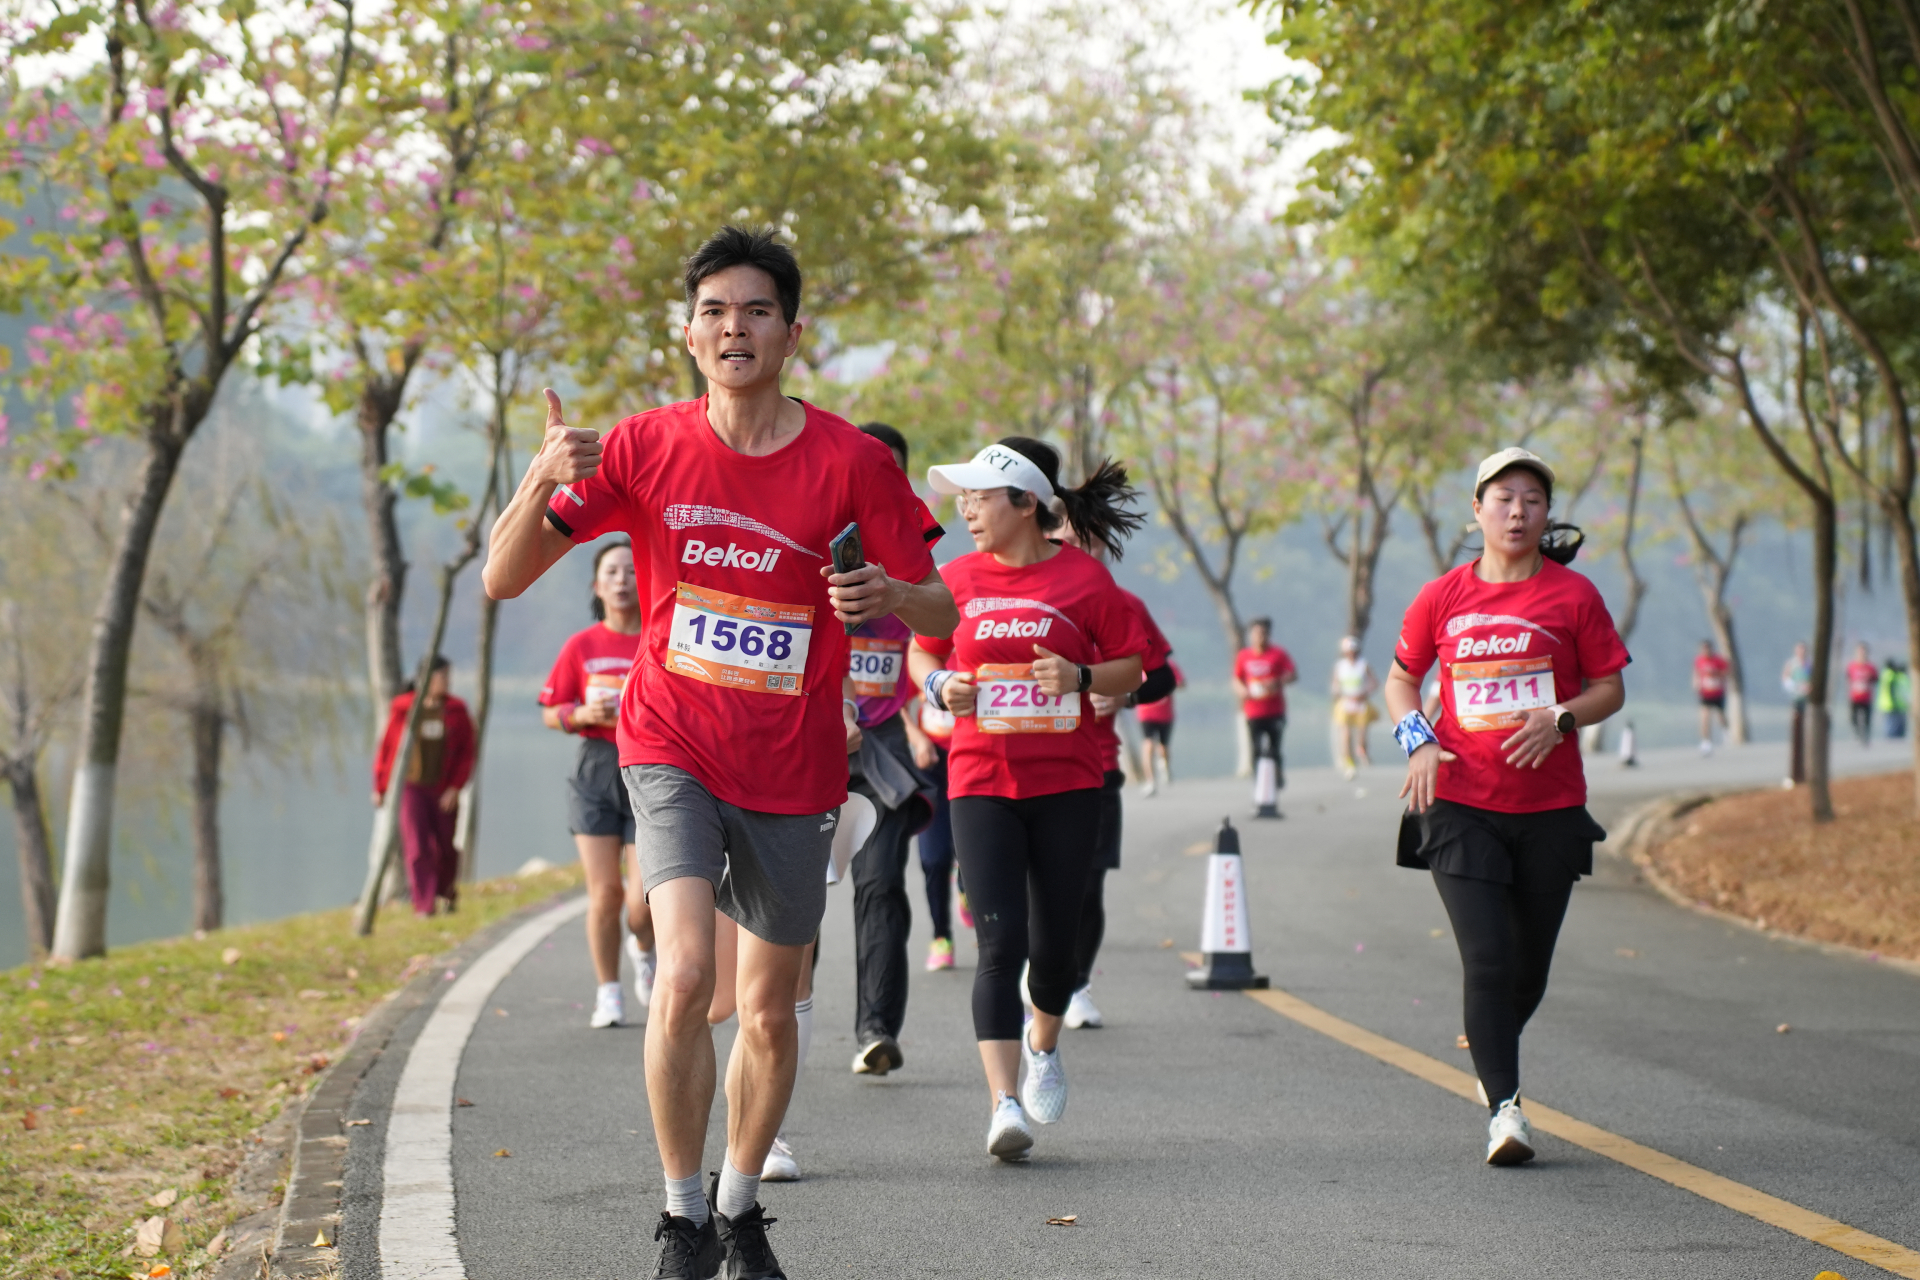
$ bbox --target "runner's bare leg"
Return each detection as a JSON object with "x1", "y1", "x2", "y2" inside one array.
[
  {"x1": 724, "y1": 930, "x2": 809, "y2": 1175},
  {"x1": 646, "y1": 876, "x2": 721, "y2": 1179},
  {"x1": 576, "y1": 834, "x2": 626, "y2": 983},
  {"x1": 624, "y1": 843, "x2": 654, "y2": 950}
]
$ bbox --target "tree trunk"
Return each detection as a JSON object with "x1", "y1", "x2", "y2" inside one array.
[
  {"x1": 3, "y1": 756, "x2": 56, "y2": 959},
  {"x1": 1806, "y1": 492, "x2": 1839, "y2": 822},
  {"x1": 358, "y1": 378, "x2": 410, "y2": 720},
  {"x1": 454, "y1": 592, "x2": 499, "y2": 881},
  {"x1": 190, "y1": 700, "x2": 224, "y2": 933},
  {"x1": 1345, "y1": 496, "x2": 1395, "y2": 646},
  {"x1": 51, "y1": 432, "x2": 186, "y2": 960}
]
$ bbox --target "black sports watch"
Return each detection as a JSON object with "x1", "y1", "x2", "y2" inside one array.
[
  {"x1": 1077, "y1": 663, "x2": 1093, "y2": 693},
  {"x1": 1551, "y1": 705, "x2": 1576, "y2": 736}
]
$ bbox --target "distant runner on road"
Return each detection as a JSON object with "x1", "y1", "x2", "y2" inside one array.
[
  {"x1": 1878, "y1": 658, "x2": 1911, "y2": 739},
  {"x1": 1782, "y1": 642, "x2": 1812, "y2": 787},
  {"x1": 1329, "y1": 635, "x2": 1378, "y2": 781},
  {"x1": 483, "y1": 226, "x2": 956, "y2": 1280},
  {"x1": 910, "y1": 437, "x2": 1147, "y2": 1162},
  {"x1": 538, "y1": 538, "x2": 654, "y2": 1029},
  {"x1": 1134, "y1": 659, "x2": 1182, "y2": 795},
  {"x1": 1693, "y1": 639, "x2": 1729, "y2": 756},
  {"x1": 1385, "y1": 446, "x2": 1628, "y2": 1169},
  {"x1": 372, "y1": 656, "x2": 474, "y2": 918},
  {"x1": 1846, "y1": 642, "x2": 1877, "y2": 748},
  {"x1": 1233, "y1": 618, "x2": 1297, "y2": 818}
]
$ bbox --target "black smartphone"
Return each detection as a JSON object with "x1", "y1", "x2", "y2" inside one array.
[{"x1": 829, "y1": 521, "x2": 865, "y2": 635}]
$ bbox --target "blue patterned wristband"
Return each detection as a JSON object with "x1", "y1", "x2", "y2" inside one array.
[
  {"x1": 1394, "y1": 709, "x2": 1438, "y2": 758},
  {"x1": 923, "y1": 669, "x2": 952, "y2": 712}
]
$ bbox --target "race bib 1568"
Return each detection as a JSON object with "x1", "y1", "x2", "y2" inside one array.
[
  {"x1": 1451, "y1": 656, "x2": 1555, "y2": 732},
  {"x1": 665, "y1": 582, "x2": 812, "y2": 697},
  {"x1": 848, "y1": 637, "x2": 906, "y2": 699},
  {"x1": 975, "y1": 663, "x2": 1080, "y2": 733}
]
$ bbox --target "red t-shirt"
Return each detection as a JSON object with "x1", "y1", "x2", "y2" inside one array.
[
  {"x1": 915, "y1": 546, "x2": 1148, "y2": 800},
  {"x1": 539, "y1": 623, "x2": 643, "y2": 743},
  {"x1": 1089, "y1": 589, "x2": 1172, "y2": 772},
  {"x1": 1394, "y1": 559, "x2": 1631, "y2": 814},
  {"x1": 545, "y1": 397, "x2": 937, "y2": 815},
  {"x1": 1135, "y1": 660, "x2": 1181, "y2": 725},
  {"x1": 1694, "y1": 653, "x2": 1728, "y2": 699},
  {"x1": 1847, "y1": 660, "x2": 1878, "y2": 704},
  {"x1": 1235, "y1": 645, "x2": 1296, "y2": 719}
]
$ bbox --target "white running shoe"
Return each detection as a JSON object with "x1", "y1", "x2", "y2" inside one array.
[
  {"x1": 1064, "y1": 986, "x2": 1104, "y2": 1029},
  {"x1": 1142, "y1": 778, "x2": 1158, "y2": 797},
  {"x1": 1018, "y1": 961, "x2": 1033, "y2": 1011},
  {"x1": 589, "y1": 982, "x2": 624, "y2": 1029},
  {"x1": 760, "y1": 1133, "x2": 800, "y2": 1182},
  {"x1": 1698, "y1": 739, "x2": 1714, "y2": 757},
  {"x1": 1486, "y1": 1097, "x2": 1536, "y2": 1166},
  {"x1": 1020, "y1": 1027, "x2": 1068, "y2": 1124},
  {"x1": 986, "y1": 1092, "x2": 1033, "y2": 1161},
  {"x1": 626, "y1": 935, "x2": 657, "y2": 1009}
]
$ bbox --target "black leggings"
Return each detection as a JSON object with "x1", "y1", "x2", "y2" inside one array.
[
  {"x1": 1851, "y1": 700, "x2": 1873, "y2": 746},
  {"x1": 1430, "y1": 869, "x2": 1575, "y2": 1110},
  {"x1": 950, "y1": 788, "x2": 1103, "y2": 1041},
  {"x1": 1248, "y1": 715, "x2": 1285, "y2": 773}
]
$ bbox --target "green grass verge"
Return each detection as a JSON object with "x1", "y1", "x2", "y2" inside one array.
[{"x1": 0, "y1": 864, "x2": 584, "y2": 1280}]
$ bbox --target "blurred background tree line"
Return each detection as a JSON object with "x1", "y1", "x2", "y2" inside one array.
[{"x1": 0, "y1": 0, "x2": 1912, "y2": 961}]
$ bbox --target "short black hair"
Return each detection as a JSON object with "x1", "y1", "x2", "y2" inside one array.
[
  {"x1": 859, "y1": 422, "x2": 909, "y2": 464},
  {"x1": 684, "y1": 226, "x2": 801, "y2": 325},
  {"x1": 1248, "y1": 617, "x2": 1272, "y2": 633}
]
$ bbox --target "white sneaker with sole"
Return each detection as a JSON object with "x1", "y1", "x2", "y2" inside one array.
[
  {"x1": 589, "y1": 982, "x2": 624, "y2": 1029},
  {"x1": 986, "y1": 1092, "x2": 1033, "y2": 1161},
  {"x1": 760, "y1": 1133, "x2": 800, "y2": 1182},
  {"x1": 625, "y1": 935, "x2": 656, "y2": 1009},
  {"x1": 1064, "y1": 986, "x2": 1103, "y2": 1029},
  {"x1": 1486, "y1": 1097, "x2": 1535, "y2": 1166},
  {"x1": 1020, "y1": 1027, "x2": 1068, "y2": 1124}
]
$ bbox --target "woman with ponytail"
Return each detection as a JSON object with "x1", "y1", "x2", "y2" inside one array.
[
  {"x1": 908, "y1": 437, "x2": 1148, "y2": 1161},
  {"x1": 1384, "y1": 448, "x2": 1628, "y2": 1166}
]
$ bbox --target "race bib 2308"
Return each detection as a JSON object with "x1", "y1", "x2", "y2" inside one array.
[
  {"x1": 848, "y1": 636, "x2": 906, "y2": 699},
  {"x1": 1451, "y1": 657, "x2": 1555, "y2": 732},
  {"x1": 975, "y1": 663, "x2": 1080, "y2": 734},
  {"x1": 665, "y1": 582, "x2": 812, "y2": 697}
]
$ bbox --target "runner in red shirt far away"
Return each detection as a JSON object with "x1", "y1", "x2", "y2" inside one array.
[
  {"x1": 1232, "y1": 619, "x2": 1297, "y2": 817},
  {"x1": 1693, "y1": 638, "x2": 1729, "y2": 756},
  {"x1": 482, "y1": 227, "x2": 957, "y2": 1280},
  {"x1": 1847, "y1": 642, "x2": 1878, "y2": 747},
  {"x1": 538, "y1": 538, "x2": 654, "y2": 1029},
  {"x1": 1385, "y1": 447, "x2": 1628, "y2": 1168}
]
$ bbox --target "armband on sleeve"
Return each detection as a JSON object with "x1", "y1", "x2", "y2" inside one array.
[
  {"x1": 1393, "y1": 709, "x2": 1438, "y2": 758},
  {"x1": 924, "y1": 669, "x2": 952, "y2": 712}
]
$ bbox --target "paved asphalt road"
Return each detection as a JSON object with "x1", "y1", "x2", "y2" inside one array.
[{"x1": 342, "y1": 739, "x2": 1919, "y2": 1278}]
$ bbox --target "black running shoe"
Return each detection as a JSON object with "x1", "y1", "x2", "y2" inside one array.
[
  {"x1": 715, "y1": 1202, "x2": 785, "y2": 1280},
  {"x1": 651, "y1": 1211, "x2": 721, "y2": 1280}
]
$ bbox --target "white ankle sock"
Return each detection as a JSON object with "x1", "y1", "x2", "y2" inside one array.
[
  {"x1": 794, "y1": 996, "x2": 813, "y2": 1069},
  {"x1": 716, "y1": 1157, "x2": 759, "y2": 1220},
  {"x1": 598, "y1": 981, "x2": 622, "y2": 998},
  {"x1": 664, "y1": 1170, "x2": 706, "y2": 1225}
]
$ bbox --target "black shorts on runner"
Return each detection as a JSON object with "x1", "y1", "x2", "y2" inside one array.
[
  {"x1": 567, "y1": 737, "x2": 636, "y2": 844},
  {"x1": 1396, "y1": 798, "x2": 1605, "y2": 884},
  {"x1": 1699, "y1": 694, "x2": 1725, "y2": 710},
  {"x1": 1140, "y1": 720, "x2": 1173, "y2": 747}
]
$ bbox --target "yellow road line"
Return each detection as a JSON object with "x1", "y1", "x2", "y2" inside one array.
[{"x1": 1226, "y1": 975, "x2": 1920, "y2": 1279}]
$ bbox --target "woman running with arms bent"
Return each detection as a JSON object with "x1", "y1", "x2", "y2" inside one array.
[{"x1": 1384, "y1": 447, "x2": 1628, "y2": 1166}]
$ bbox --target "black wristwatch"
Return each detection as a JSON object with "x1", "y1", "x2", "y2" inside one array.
[
  {"x1": 1076, "y1": 663, "x2": 1093, "y2": 693},
  {"x1": 1552, "y1": 705, "x2": 1576, "y2": 736}
]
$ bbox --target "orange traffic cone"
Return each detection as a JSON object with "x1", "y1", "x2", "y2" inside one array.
[{"x1": 1186, "y1": 818, "x2": 1268, "y2": 990}]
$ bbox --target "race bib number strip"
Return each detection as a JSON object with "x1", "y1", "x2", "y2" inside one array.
[
  {"x1": 974, "y1": 663, "x2": 1080, "y2": 734},
  {"x1": 585, "y1": 672, "x2": 625, "y2": 710},
  {"x1": 1450, "y1": 656, "x2": 1555, "y2": 733},
  {"x1": 665, "y1": 582, "x2": 812, "y2": 697},
  {"x1": 848, "y1": 637, "x2": 906, "y2": 699}
]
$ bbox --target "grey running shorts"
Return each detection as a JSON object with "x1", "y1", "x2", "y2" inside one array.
[
  {"x1": 622, "y1": 763, "x2": 835, "y2": 946},
  {"x1": 568, "y1": 738, "x2": 635, "y2": 843}
]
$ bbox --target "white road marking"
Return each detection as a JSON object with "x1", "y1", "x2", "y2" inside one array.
[{"x1": 379, "y1": 896, "x2": 588, "y2": 1279}]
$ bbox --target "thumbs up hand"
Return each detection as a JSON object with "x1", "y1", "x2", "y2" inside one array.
[
  {"x1": 530, "y1": 388, "x2": 603, "y2": 487},
  {"x1": 1031, "y1": 644, "x2": 1079, "y2": 696}
]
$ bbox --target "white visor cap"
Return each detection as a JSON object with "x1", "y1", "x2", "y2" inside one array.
[{"x1": 927, "y1": 443, "x2": 1055, "y2": 504}]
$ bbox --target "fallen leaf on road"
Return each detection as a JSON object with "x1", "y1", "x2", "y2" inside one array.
[
  {"x1": 146, "y1": 1188, "x2": 177, "y2": 1208},
  {"x1": 494, "y1": 1008, "x2": 509, "y2": 1017},
  {"x1": 345, "y1": 1119, "x2": 371, "y2": 1127},
  {"x1": 1158, "y1": 939, "x2": 1174, "y2": 949},
  {"x1": 456, "y1": 1098, "x2": 475, "y2": 1107},
  {"x1": 133, "y1": 1216, "x2": 182, "y2": 1257},
  {"x1": 221, "y1": 948, "x2": 241, "y2": 965},
  {"x1": 1814, "y1": 1271, "x2": 1849, "y2": 1280},
  {"x1": 1616, "y1": 948, "x2": 1639, "y2": 958},
  {"x1": 1455, "y1": 1034, "x2": 1470, "y2": 1050},
  {"x1": 1183, "y1": 841, "x2": 1212, "y2": 856},
  {"x1": 1430, "y1": 929, "x2": 1445, "y2": 938},
  {"x1": 313, "y1": 1227, "x2": 333, "y2": 1247},
  {"x1": 494, "y1": 1149, "x2": 511, "y2": 1158},
  {"x1": 1777, "y1": 1023, "x2": 1791, "y2": 1034},
  {"x1": 1045, "y1": 1215, "x2": 1078, "y2": 1227},
  {"x1": 204, "y1": 1229, "x2": 228, "y2": 1256}
]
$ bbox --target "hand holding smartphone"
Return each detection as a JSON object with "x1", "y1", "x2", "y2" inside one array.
[{"x1": 829, "y1": 521, "x2": 865, "y2": 636}]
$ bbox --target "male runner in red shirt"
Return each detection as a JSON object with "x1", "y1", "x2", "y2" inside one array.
[
  {"x1": 1692, "y1": 639, "x2": 1729, "y2": 755},
  {"x1": 483, "y1": 227, "x2": 957, "y2": 1280},
  {"x1": 1232, "y1": 617, "x2": 1296, "y2": 817}
]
